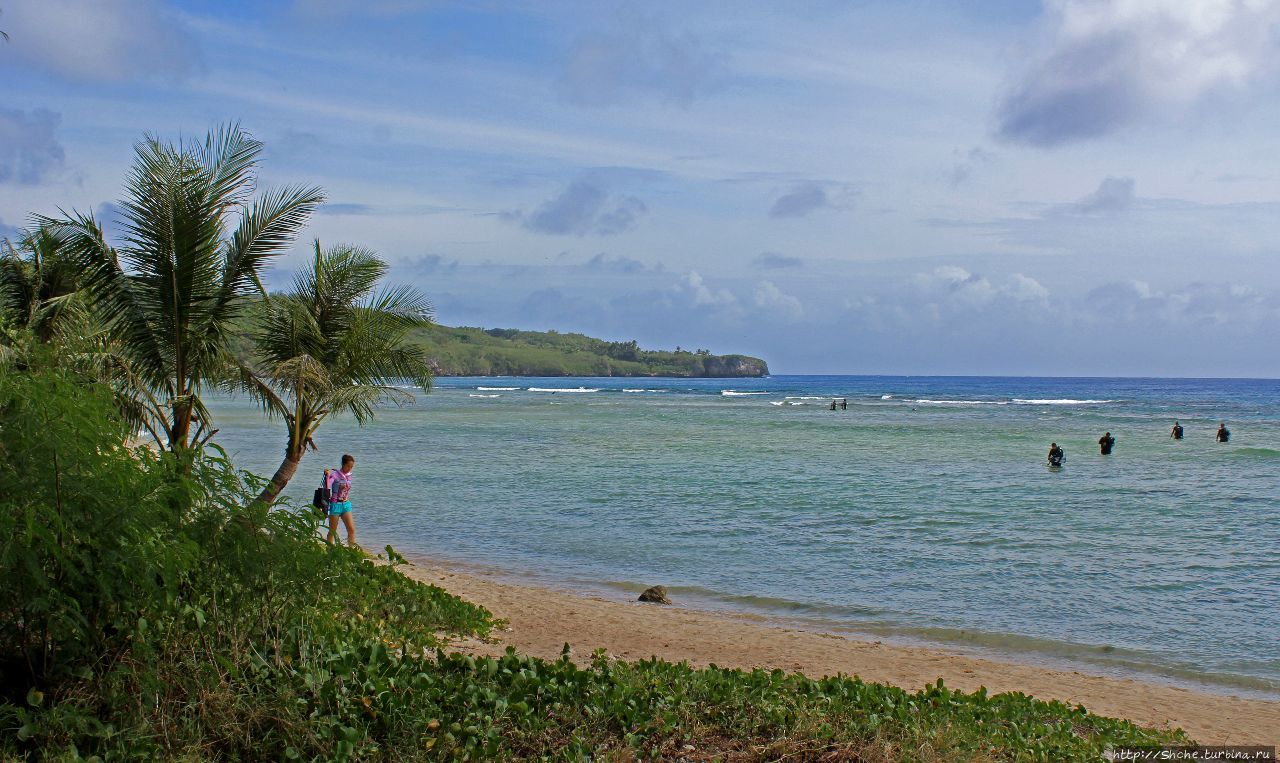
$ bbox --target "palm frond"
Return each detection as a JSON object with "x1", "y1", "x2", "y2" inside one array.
[
  {"x1": 226, "y1": 353, "x2": 290, "y2": 420},
  {"x1": 252, "y1": 293, "x2": 325, "y2": 368},
  {"x1": 37, "y1": 211, "x2": 170, "y2": 387},
  {"x1": 0, "y1": 241, "x2": 32, "y2": 320},
  {"x1": 42, "y1": 123, "x2": 324, "y2": 453},
  {"x1": 223, "y1": 184, "x2": 326, "y2": 299},
  {"x1": 318, "y1": 383, "x2": 415, "y2": 426},
  {"x1": 267, "y1": 353, "x2": 332, "y2": 390},
  {"x1": 197, "y1": 122, "x2": 261, "y2": 213},
  {"x1": 361, "y1": 283, "x2": 434, "y2": 327}
]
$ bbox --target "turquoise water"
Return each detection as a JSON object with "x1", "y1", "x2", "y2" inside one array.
[{"x1": 209, "y1": 375, "x2": 1280, "y2": 696}]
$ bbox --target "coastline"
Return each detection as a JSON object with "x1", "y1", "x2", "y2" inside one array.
[{"x1": 400, "y1": 555, "x2": 1280, "y2": 745}]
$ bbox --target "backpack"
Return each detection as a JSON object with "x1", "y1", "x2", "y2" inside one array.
[{"x1": 312, "y1": 471, "x2": 331, "y2": 512}]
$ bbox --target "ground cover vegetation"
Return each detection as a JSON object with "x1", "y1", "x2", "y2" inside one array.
[{"x1": 0, "y1": 124, "x2": 1187, "y2": 760}]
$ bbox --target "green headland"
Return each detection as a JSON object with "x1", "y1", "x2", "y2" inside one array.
[{"x1": 410, "y1": 324, "x2": 769, "y2": 377}]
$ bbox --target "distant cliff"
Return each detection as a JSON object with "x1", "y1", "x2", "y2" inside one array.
[{"x1": 411, "y1": 325, "x2": 769, "y2": 378}]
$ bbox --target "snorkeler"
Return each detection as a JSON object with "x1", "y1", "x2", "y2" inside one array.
[{"x1": 1047, "y1": 442, "x2": 1065, "y2": 467}]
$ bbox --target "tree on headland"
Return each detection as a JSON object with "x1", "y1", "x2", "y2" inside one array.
[
  {"x1": 246, "y1": 241, "x2": 433, "y2": 504},
  {"x1": 41, "y1": 123, "x2": 325, "y2": 454}
]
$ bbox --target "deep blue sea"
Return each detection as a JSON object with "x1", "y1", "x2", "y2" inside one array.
[{"x1": 209, "y1": 375, "x2": 1280, "y2": 697}]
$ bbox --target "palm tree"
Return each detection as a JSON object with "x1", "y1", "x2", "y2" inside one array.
[
  {"x1": 247, "y1": 241, "x2": 434, "y2": 504},
  {"x1": 42, "y1": 123, "x2": 324, "y2": 454},
  {"x1": 0, "y1": 224, "x2": 82, "y2": 342}
]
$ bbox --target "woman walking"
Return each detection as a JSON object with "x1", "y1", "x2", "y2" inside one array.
[{"x1": 325, "y1": 454, "x2": 357, "y2": 547}]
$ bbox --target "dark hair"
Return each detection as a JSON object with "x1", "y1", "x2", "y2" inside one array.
[{"x1": 342, "y1": 454, "x2": 355, "y2": 466}]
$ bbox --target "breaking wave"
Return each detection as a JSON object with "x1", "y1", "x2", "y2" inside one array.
[
  {"x1": 527, "y1": 387, "x2": 599, "y2": 393},
  {"x1": 1012, "y1": 399, "x2": 1117, "y2": 405}
]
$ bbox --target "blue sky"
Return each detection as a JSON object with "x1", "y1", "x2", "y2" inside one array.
[{"x1": 3, "y1": 0, "x2": 1279, "y2": 376}]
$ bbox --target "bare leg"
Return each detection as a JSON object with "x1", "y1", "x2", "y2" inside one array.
[
  {"x1": 340, "y1": 512, "x2": 356, "y2": 547},
  {"x1": 327, "y1": 514, "x2": 340, "y2": 544}
]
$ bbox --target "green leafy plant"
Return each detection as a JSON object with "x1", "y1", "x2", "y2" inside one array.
[
  {"x1": 0, "y1": 224, "x2": 82, "y2": 343},
  {"x1": 0, "y1": 354, "x2": 492, "y2": 759}
]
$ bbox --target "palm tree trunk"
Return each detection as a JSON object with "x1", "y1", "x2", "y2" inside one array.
[{"x1": 257, "y1": 454, "x2": 302, "y2": 504}]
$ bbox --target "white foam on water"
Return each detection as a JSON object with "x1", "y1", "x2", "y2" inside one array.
[
  {"x1": 769, "y1": 401, "x2": 785, "y2": 406},
  {"x1": 477, "y1": 386, "x2": 519, "y2": 391},
  {"x1": 913, "y1": 399, "x2": 993, "y2": 405},
  {"x1": 1012, "y1": 398, "x2": 1117, "y2": 405},
  {"x1": 881, "y1": 395, "x2": 893, "y2": 400},
  {"x1": 527, "y1": 387, "x2": 600, "y2": 393},
  {"x1": 468, "y1": 394, "x2": 500, "y2": 398},
  {"x1": 623, "y1": 389, "x2": 667, "y2": 393},
  {"x1": 784, "y1": 396, "x2": 829, "y2": 400},
  {"x1": 722, "y1": 390, "x2": 768, "y2": 396}
]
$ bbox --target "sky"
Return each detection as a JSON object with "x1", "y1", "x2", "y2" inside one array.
[{"x1": 2, "y1": 0, "x2": 1280, "y2": 377}]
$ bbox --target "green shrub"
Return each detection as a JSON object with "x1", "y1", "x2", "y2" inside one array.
[{"x1": 0, "y1": 359, "x2": 493, "y2": 759}]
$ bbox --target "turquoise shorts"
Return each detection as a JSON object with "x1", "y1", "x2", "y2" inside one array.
[{"x1": 328, "y1": 501, "x2": 352, "y2": 516}]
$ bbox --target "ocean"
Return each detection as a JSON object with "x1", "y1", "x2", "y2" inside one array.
[{"x1": 208, "y1": 375, "x2": 1280, "y2": 698}]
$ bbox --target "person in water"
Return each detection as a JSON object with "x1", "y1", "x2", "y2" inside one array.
[
  {"x1": 1171, "y1": 421, "x2": 1184, "y2": 439},
  {"x1": 1047, "y1": 442, "x2": 1064, "y2": 466},
  {"x1": 840, "y1": 398, "x2": 847, "y2": 410},
  {"x1": 1098, "y1": 432, "x2": 1115, "y2": 455},
  {"x1": 325, "y1": 454, "x2": 357, "y2": 547},
  {"x1": 1216, "y1": 423, "x2": 1231, "y2": 443}
]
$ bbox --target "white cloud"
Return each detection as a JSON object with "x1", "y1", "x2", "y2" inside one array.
[
  {"x1": 914, "y1": 267, "x2": 1051, "y2": 309},
  {"x1": 1007, "y1": 274, "x2": 1050, "y2": 302},
  {"x1": 997, "y1": 0, "x2": 1280, "y2": 146},
  {"x1": 674, "y1": 271, "x2": 736, "y2": 308},
  {"x1": 4, "y1": 0, "x2": 199, "y2": 83},
  {"x1": 752, "y1": 280, "x2": 803, "y2": 320},
  {"x1": 917, "y1": 266, "x2": 998, "y2": 307}
]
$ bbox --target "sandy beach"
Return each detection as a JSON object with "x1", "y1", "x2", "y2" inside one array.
[{"x1": 401, "y1": 557, "x2": 1280, "y2": 745}]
